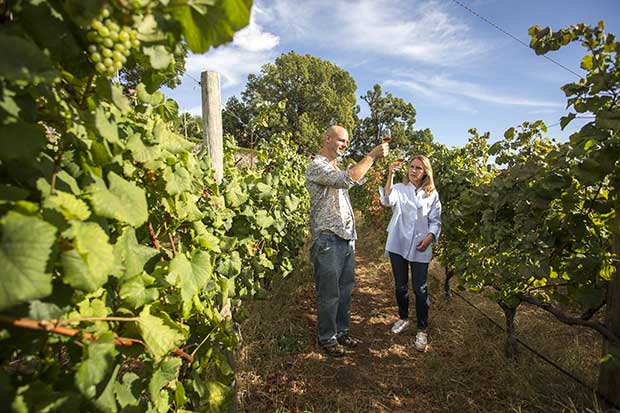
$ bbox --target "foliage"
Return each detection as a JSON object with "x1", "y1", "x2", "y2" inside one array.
[
  {"x1": 0, "y1": 0, "x2": 310, "y2": 411},
  {"x1": 228, "y1": 51, "x2": 358, "y2": 154},
  {"x1": 349, "y1": 84, "x2": 417, "y2": 160}
]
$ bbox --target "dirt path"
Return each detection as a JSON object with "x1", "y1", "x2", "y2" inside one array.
[{"x1": 236, "y1": 231, "x2": 600, "y2": 412}]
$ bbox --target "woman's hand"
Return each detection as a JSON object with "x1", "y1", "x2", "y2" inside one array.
[
  {"x1": 388, "y1": 160, "x2": 404, "y2": 173},
  {"x1": 416, "y1": 233, "x2": 434, "y2": 251}
]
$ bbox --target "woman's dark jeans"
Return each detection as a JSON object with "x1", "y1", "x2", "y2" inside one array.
[{"x1": 389, "y1": 252, "x2": 429, "y2": 329}]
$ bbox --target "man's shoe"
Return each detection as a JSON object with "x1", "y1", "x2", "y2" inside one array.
[
  {"x1": 322, "y1": 343, "x2": 345, "y2": 357},
  {"x1": 415, "y1": 331, "x2": 428, "y2": 352},
  {"x1": 338, "y1": 335, "x2": 361, "y2": 348},
  {"x1": 391, "y1": 319, "x2": 410, "y2": 334}
]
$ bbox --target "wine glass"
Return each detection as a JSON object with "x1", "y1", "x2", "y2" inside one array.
[{"x1": 381, "y1": 127, "x2": 392, "y2": 144}]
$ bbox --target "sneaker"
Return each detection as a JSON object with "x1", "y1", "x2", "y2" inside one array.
[
  {"x1": 415, "y1": 331, "x2": 428, "y2": 352},
  {"x1": 322, "y1": 343, "x2": 345, "y2": 357},
  {"x1": 391, "y1": 319, "x2": 410, "y2": 334},
  {"x1": 338, "y1": 335, "x2": 361, "y2": 348}
]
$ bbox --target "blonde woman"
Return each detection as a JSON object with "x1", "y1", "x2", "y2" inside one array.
[{"x1": 379, "y1": 155, "x2": 442, "y2": 352}]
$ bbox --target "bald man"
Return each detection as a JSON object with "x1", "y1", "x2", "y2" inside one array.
[{"x1": 306, "y1": 125, "x2": 388, "y2": 357}]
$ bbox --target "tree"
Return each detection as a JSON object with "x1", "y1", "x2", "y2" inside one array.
[
  {"x1": 222, "y1": 95, "x2": 252, "y2": 147},
  {"x1": 349, "y1": 84, "x2": 420, "y2": 159},
  {"x1": 235, "y1": 51, "x2": 358, "y2": 153}
]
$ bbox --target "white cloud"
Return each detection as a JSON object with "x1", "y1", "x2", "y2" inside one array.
[
  {"x1": 184, "y1": 9, "x2": 279, "y2": 89},
  {"x1": 261, "y1": 0, "x2": 483, "y2": 66},
  {"x1": 387, "y1": 74, "x2": 564, "y2": 108}
]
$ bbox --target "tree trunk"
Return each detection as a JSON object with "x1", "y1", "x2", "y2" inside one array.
[
  {"x1": 598, "y1": 194, "x2": 620, "y2": 409},
  {"x1": 498, "y1": 300, "x2": 519, "y2": 361}
]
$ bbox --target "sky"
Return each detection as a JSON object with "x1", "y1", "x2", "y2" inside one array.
[{"x1": 163, "y1": 0, "x2": 620, "y2": 149}]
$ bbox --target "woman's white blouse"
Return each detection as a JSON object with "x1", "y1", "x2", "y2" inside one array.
[{"x1": 379, "y1": 183, "x2": 442, "y2": 263}]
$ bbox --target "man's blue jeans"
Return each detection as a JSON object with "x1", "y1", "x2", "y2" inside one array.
[
  {"x1": 310, "y1": 232, "x2": 355, "y2": 347},
  {"x1": 389, "y1": 252, "x2": 429, "y2": 329}
]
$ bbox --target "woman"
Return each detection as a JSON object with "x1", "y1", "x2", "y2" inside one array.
[{"x1": 380, "y1": 155, "x2": 442, "y2": 352}]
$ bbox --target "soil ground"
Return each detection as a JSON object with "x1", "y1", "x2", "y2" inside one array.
[{"x1": 235, "y1": 226, "x2": 604, "y2": 413}]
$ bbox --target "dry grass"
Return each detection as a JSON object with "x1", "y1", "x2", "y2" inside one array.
[{"x1": 235, "y1": 225, "x2": 605, "y2": 413}]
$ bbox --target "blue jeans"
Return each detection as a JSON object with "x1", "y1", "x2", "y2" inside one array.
[
  {"x1": 389, "y1": 252, "x2": 429, "y2": 329},
  {"x1": 310, "y1": 232, "x2": 355, "y2": 347}
]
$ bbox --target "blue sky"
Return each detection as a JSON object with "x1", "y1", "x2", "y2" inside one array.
[{"x1": 164, "y1": 0, "x2": 620, "y2": 148}]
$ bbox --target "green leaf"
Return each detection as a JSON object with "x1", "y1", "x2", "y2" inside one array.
[
  {"x1": 120, "y1": 273, "x2": 159, "y2": 309},
  {"x1": 61, "y1": 221, "x2": 116, "y2": 292},
  {"x1": 167, "y1": 250, "x2": 213, "y2": 317},
  {"x1": 224, "y1": 181, "x2": 249, "y2": 208},
  {"x1": 0, "y1": 33, "x2": 58, "y2": 84},
  {"x1": 136, "y1": 305, "x2": 185, "y2": 363},
  {"x1": 94, "y1": 106, "x2": 120, "y2": 144},
  {"x1": 255, "y1": 209, "x2": 274, "y2": 228},
  {"x1": 114, "y1": 227, "x2": 159, "y2": 279},
  {"x1": 137, "y1": 83, "x2": 165, "y2": 106},
  {"x1": 88, "y1": 172, "x2": 148, "y2": 226},
  {"x1": 44, "y1": 190, "x2": 91, "y2": 220},
  {"x1": 170, "y1": 0, "x2": 252, "y2": 53},
  {"x1": 149, "y1": 358, "x2": 182, "y2": 405},
  {"x1": 144, "y1": 45, "x2": 173, "y2": 69},
  {"x1": 115, "y1": 372, "x2": 141, "y2": 409},
  {"x1": 164, "y1": 166, "x2": 192, "y2": 195},
  {"x1": 75, "y1": 332, "x2": 117, "y2": 399},
  {"x1": 158, "y1": 98, "x2": 179, "y2": 122},
  {"x1": 580, "y1": 54, "x2": 594, "y2": 70},
  {"x1": 560, "y1": 113, "x2": 576, "y2": 130},
  {"x1": 0, "y1": 212, "x2": 56, "y2": 311},
  {"x1": 94, "y1": 364, "x2": 120, "y2": 413},
  {"x1": 204, "y1": 381, "x2": 233, "y2": 412},
  {"x1": 0, "y1": 122, "x2": 47, "y2": 162},
  {"x1": 127, "y1": 132, "x2": 162, "y2": 162},
  {"x1": 217, "y1": 251, "x2": 241, "y2": 278}
]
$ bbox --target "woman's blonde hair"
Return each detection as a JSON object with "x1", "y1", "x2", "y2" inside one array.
[{"x1": 403, "y1": 154, "x2": 436, "y2": 194}]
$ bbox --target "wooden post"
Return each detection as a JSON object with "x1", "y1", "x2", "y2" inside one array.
[{"x1": 201, "y1": 71, "x2": 223, "y2": 184}]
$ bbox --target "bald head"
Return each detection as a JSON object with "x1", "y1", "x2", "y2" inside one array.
[{"x1": 325, "y1": 125, "x2": 348, "y2": 142}]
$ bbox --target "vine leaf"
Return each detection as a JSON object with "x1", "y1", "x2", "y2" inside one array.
[
  {"x1": 0, "y1": 33, "x2": 58, "y2": 84},
  {"x1": 88, "y1": 172, "x2": 148, "y2": 226},
  {"x1": 167, "y1": 251, "x2": 213, "y2": 317},
  {"x1": 0, "y1": 122, "x2": 47, "y2": 162},
  {"x1": 114, "y1": 227, "x2": 159, "y2": 279},
  {"x1": 75, "y1": 332, "x2": 117, "y2": 400},
  {"x1": 136, "y1": 305, "x2": 185, "y2": 363},
  {"x1": 169, "y1": 0, "x2": 252, "y2": 53},
  {"x1": 149, "y1": 358, "x2": 182, "y2": 411},
  {"x1": 0, "y1": 212, "x2": 56, "y2": 310},
  {"x1": 61, "y1": 221, "x2": 116, "y2": 292}
]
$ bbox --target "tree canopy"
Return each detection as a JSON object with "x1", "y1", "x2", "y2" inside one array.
[{"x1": 224, "y1": 51, "x2": 358, "y2": 153}]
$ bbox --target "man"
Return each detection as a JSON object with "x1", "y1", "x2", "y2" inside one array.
[{"x1": 306, "y1": 125, "x2": 388, "y2": 357}]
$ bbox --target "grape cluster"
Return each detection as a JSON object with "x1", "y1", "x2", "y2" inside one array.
[{"x1": 86, "y1": 8, "x2": 140, "y2": 77}]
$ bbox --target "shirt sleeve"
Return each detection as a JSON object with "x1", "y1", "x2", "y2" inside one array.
[
  {"x1": 428, "y1": 192, "x2": 442, "y2": 242},
  {"x1": 379, "y1": 184, "x2": 399, "y2": 206},
  {"x1": 306, "y1": 160, "x2": 355, "y2": 189}
]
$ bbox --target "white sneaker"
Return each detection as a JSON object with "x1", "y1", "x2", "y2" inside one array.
[
  {"x1": 391, "y1": 319, "x2": 410, "y2": 334},
  {"x1": 415, "y1": 331, "x2": 428, "y2": 352}
]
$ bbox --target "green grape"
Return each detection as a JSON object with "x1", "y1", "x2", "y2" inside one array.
[
  {"x1": 112, "y1": 51, "x2": 124, "y2": 62},
  {"x1": 87, "y1": 44, "x2": 97, "y2": 54},
  {"x1": 95, "y1": 62, "x2": 106, "y2": 73},
  {"x1": 97, "y1": 26, "x2": 110, "y2": 38},
  {"x1": 91, "y1": 20, "x2": 104, "y2": 32},
  {"x1": 103, "y1": 57, "x2": 113, "y2": 68},
  {"x1": 113, "y1": 61, "x2": 123, "y2": 71},
  {"x1": 90, "y1": 52, "x2": 102, "y2": 62},
  {"x1": 121, "y1": 48, "x2": 130, "y2": 57},
  {"x1": 101, "y1": 8, "x2": 110, "y2": 18},
  {"x1": 109, "y1": 31, "x2": 119, "y2": 42},
  {"x1": 102, "y1": 38, "x2": 114, "y2": 48},
  {"x1": 86, "y1": 31, "x2": 98, "y2": 42},
  {"x1": 119, "y1": 31, "x2": 130, "y2": 42},
  {"x1": 102, "y1": 48, "x2": 112, "y2": 58},
  {"x1": 105, "y1": 21, "x2": 120, "y2": 33},
  {"x1": 124, "y1": 40, "x2": 132, "y2": 50},
  {"x1": 131, "y1": 39, "x2": 140, "y2": 48},
  {"x1": 113, "y1": 43, "x2": 125, "y2": 52}
]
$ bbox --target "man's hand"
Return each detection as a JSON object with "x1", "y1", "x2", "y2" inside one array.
[{"x1": 369, "y1": 143, "x2": 389, "y2": 160}]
